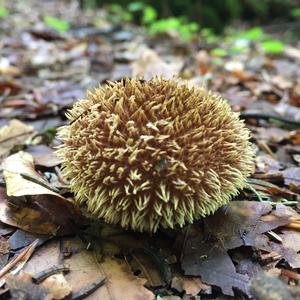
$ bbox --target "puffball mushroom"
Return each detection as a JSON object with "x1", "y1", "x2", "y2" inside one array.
[{"x1": 57, "y1": 77, "x2": 254, "y2": 232}]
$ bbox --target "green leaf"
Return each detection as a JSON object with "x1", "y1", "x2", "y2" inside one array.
[
  {"x1": 43, "y1": 16, "x2": 70, "y2": 33},
  {"x1": 262, "y1": 40, "x2": 284, "y2": 54},
  {"x1": 0, "y1": 7, "x2": 9, "y2": 18},
  {"x1": 142, "y1": 6, "x2": 157, "y2": 24},
  {"x1": 211, "y1": 48, "x2": 227, "y2": 57},
  {"x1": 127, "y1": 2, "x2": 144, "y2": 12},
  {"x1": 243, "y1": 27, "x2": 263, "y2": 40},
  {"x1": 291, "y1": 8, "x2": 300, "y2": 18}
]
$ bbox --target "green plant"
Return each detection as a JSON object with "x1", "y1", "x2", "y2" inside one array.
[
  {"x1": 200, "y1": 28, "x2": 218, "y2": 43},
  {"x1": 210, "y1": 48, "x2": 228, "y2": 57},
  {"x1": 43, "y1": 16, "x2": 70, "y2": 32},
  {"x1": 242, "y1": 26, "x2": 263, "y2": 40},
  {"x1": 107, "y1": 4, "x2": 133, "y2": 23},
  {"x1": 291, "y1": 8, "x2": 300, "y2": 18},
  {"x1": 148, "y1": 17, "x2": 199, "y2": 41},
  {"x1": 261, "y1": 40, "x2": 284, "y2": 54},
  {"x1": 0, "y1": 6, "x2": 9, "y2": 18}
]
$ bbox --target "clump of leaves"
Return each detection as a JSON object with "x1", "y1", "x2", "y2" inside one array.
[
  {"x1": 43, "y1": 16, "x2": 70, "y2": 33},
  {"x1": 106, "y1": 2, "x2": 199, "y2": 41},
  {"x1": 148, "y1": 17, "x2": 199, "y2": 41},
  {"x1": 0, "y1": 6, "x2": 9, "y2": 18},
  {"x1": 261, "y1": 40, "x2": 284, "y2": 54}
]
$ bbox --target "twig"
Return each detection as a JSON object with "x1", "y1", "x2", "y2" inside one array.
[
  {"x1": 0, "y1": 239, "x2": 39, "y2": 279},
  {"x1": 32, "y1": 264, "x2": 70, "y2": 284},
  {"x1": 20, "y1": 173, "x2": 60, "y2": 193},
  {"x1": 246, "y1": 183, "x2": 298, "y2": 206},
  {"x1": 240, "y1": 112, "x2": 300, "y2": 127},
  {"x1": 284, "y1": 223, "x2": 300, "y2": 230},
  {"x1": 70, "y1": 275, "x2": 106, "y2": 300}
]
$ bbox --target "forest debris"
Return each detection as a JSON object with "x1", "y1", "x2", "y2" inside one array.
[
  {"x1": 171, "y1": 276, "x2": 211, "y2": 296},
  {"x1": 23, "y1": 240, "x2": 61, "y2": 277},
  {"x1": 63, "y1": 238, "x2": 155, "y2": 299},
  {"x1": 0, "y1": 239, "x2": 39, "y2": 287},
  {"x1": 32, "y1": 264, "x2": 70, "y2": 284},
  {"x1": 265, "y1": 231, "x2": 282, "y2": 243},
  {"x1": 271, "y1": 229, "x2": 300, "y2": 268},
  {"x1": 2, "y1": 151, "x2": 61, "y2": 196},
  {"x1": 8, "y1": 230, "x2": 47, "y2": 250},
  {"x1": 1, "y1": 152, "x2": 82, "y2": 235},
  {"x1": 70, "y1": 275, "x2": 106, "y2": 300},
  {"x1": 181, "y1": 227, "x2": 250, "y2": 296},
  {"x1": 130, "y1": 252, "x2": 165, "y2": 287},
  {"x1": 250, "y1": 272, "x2": 291, "y2": 300},
  {"x1": 27, "y1": 145, "x2": 61, "y2": 168},
  {"x1": 0, "y1": 120, "x2": 36, "y2": 160},
  {"x1": 181, "y1": 201, "x2": 299, "y2": 296},
  {"x1": 5, "y1": 273, "x2": 52, "y2": 300},
  {"x1": 203, "y1": 201, "x2": 272, "y2": 250},
  {"x1": 143, "y1": 246, "x2": 172, "y2": 285},
  {"x1": 282, "y1": 167, "x2": 300, "y2": 186},
  {"x1": 132, "y1": 48, "x2": 180, "y2": 80},
  {"x1": 41, "y1": 274, "x2": 72, "y2": 300}
]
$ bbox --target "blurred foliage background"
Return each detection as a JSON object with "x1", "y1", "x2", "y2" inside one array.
[{"x1": 79, "y1": 0, "x2": 300, "y2": 34}]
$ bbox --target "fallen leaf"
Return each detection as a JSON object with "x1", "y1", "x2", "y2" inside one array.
[
  {"x1": 271, "y1": 75, "x2": 292, "y2": 90},
  {"x1": 254, "y1": 127, "x2": 290, "y2": 143},
  {"x1": 2, "y1": 151, "x2": 60, "y2": 197},
  {"x1": 64, "y1": 238, "x2": 155, "y2": 300},
  {"x1": 255, "y1": 154, "x2": 282, "y2": 174},
  {"x1": 271, "y1": 229, "x2": 300, "y2": 268},
  {"x1": 181, "y1": 226, "x2": 250, "y2": 296},
  {"x1": 8, "y1": 230, "x2": 46, "y2": 250},
  {"x1": 27, "y1": 145, "x2": 61, "y2": 168},
  {"x1": 282, "y1": 167, "x2": 300, "y2": 186},
  {"x1": 250, "y1": 272, "x2": 295, "y2": 300},
  {"x1": 41, "y1": 274, "x2": 71, "y2": 300},
  {"x1": 204, "y1": 201, "x2": 272, "y2": 250},
  {"x1": 23, "y1": 240, "x2": 61, "y2": 276},
  {"x1": 0, "y1": 152, "x2": 82, "y2": 235},
  {"x1": 132, "y1": 48, "x2": 180, "y2": 80},
  {"x1": 0, "y1": 239, "x2": 39, "y2": 287},
  {"x1": 0, "y1": 120, "x2": 36, "y2": 160},
  {"x1": 5, "y1": 273, "x2": 52, "y2": 300},
  {"x1": 171, "y1": 276, "x2": 211, "y2": 296},
  {"x1": 130, "y1": 252, "x2": 164, "y2": 287}
]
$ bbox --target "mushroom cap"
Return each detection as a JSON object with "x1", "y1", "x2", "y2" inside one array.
[{"x1": 57, "y1": 78, "x2": 254, "y2": 232}]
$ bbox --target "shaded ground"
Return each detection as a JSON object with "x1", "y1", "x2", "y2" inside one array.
[{"x1": 0, "y1": 1, "x2": 300, "y2": 299}]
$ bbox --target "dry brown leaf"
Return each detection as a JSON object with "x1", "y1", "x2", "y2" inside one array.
[
  {"x1": 2, "y1": 151, "x2": 60, "y2": 197},
  {"x1": 64, "y1": 238, "x2": 155, "y2": 300},
  {"x1": 23, "y1": 240, "x2": 61, "y2": 276},
  {"x1": 0, "y1": 192, "x2": 61, "y2": 235},
  {"x1": 5, "y1": 273, "x2": 53, "y2": 300},
  {"x1": 181, "y1": 225, "x2": 250, "y2": 296},
  {"x1": 0, "y1": 120, "x2": 36, "y2": 160},
  {"x1": 0, "y1": 152, "x2": 81, "y2": 235},
  {"x1": 27, "y1": 145, "x2": 61, "y2": 168},
  {"x1": 172, "y1": 276, "x2": 211, "y2": 296},
  {"x1": 132, "y1": 48, "x2": 180, "y2": 80},
  {"x1": 41, "y1": 274, "x2": 72, "y2": 299},
  {"x1": 282, "y1": 167, "x2": 300, "y2": 186},
  {"x1": 271, "y1": 229, "x2": 300, "y2": 268},
  {"x1": 130, "y1": 252, "x2": 164, "y2": 287},
  {"x1": 0, "y1": 239, "x2": 39, "y2": 288}
]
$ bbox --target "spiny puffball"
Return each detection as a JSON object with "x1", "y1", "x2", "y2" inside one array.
[{"x1": 57, "y1": 77, "x2": 254, "y2": 232}]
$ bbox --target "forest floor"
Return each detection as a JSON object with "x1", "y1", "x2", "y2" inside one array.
[{"x1": 0, "y1": 1, "x2": 300, "y2": 299}]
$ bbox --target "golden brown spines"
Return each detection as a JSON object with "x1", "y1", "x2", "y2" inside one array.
[{"x1": 57, "y1": 78, "x2": 254, "y2": 232}]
